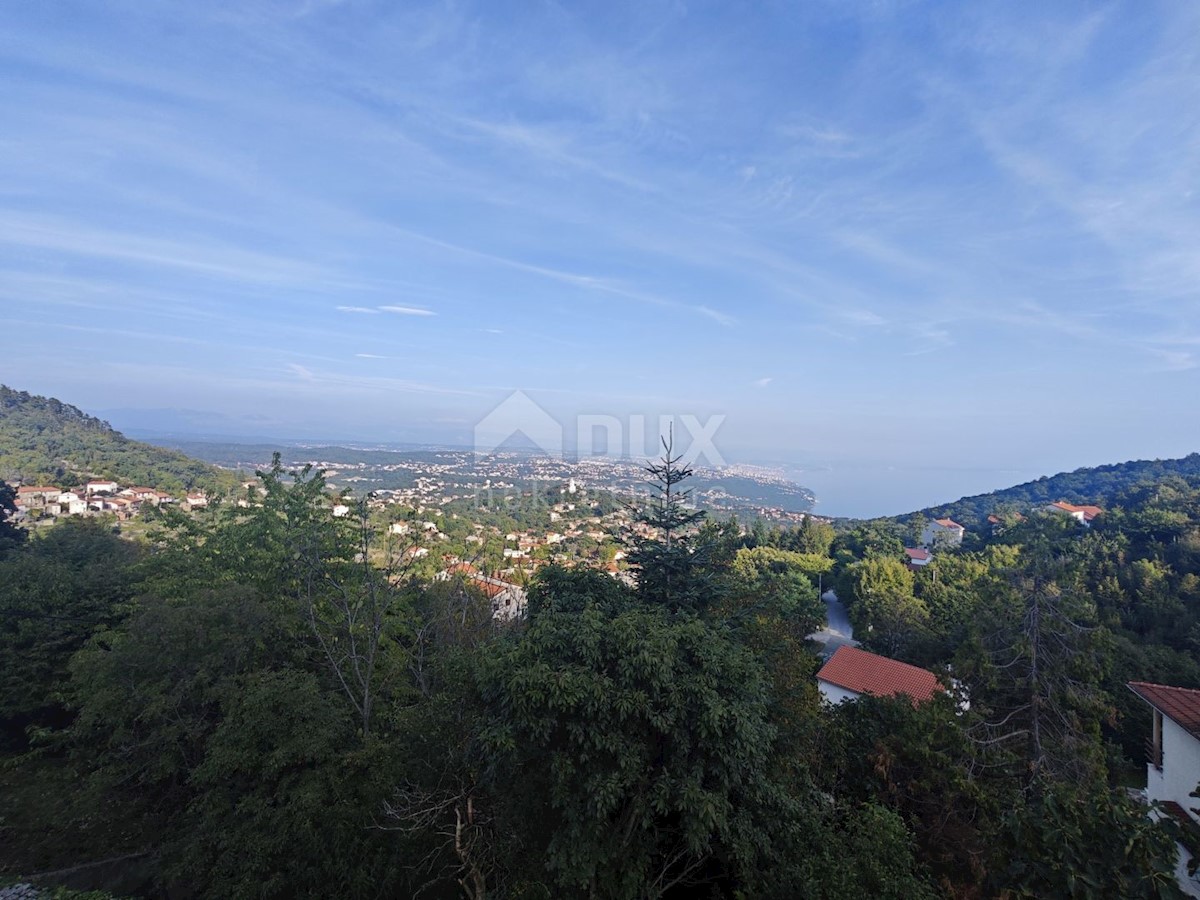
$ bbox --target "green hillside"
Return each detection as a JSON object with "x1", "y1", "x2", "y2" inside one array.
[
  {"x1": 0, "y1": 386, "x2": 240, "y2": 494},
  {"x1": 899, "y1": 453, "x2": 1200, "y2": 527}
]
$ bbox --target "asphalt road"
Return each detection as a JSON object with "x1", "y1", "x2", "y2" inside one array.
[{"x1": 809, "y1": 589, "x2": 858, "y2": 659}]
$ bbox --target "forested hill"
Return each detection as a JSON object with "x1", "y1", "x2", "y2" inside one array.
[
  {"x1": 899, "y1": 453, "x2": 1200, "y2": 527},
  {"x1": 0, "y1": 386, "x2": 240, "y2": 494}
]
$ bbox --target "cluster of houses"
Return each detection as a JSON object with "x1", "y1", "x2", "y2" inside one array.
[
  {"x1": 902, "y1": 501, "x2": 1105, "y2": 572},
  {"x1": 12, "y1": 480, "x2": 209, "y2": 521}
]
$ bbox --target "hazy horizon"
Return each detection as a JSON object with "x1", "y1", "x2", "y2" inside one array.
[{"x1": 110, "y1": 414, "x2": 1147, "y2": 521}]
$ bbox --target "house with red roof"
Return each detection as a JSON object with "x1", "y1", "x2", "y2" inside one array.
[
  {"x1": 1128, "y1": 681, "x2": 1200, "y2": 896},
  {"x1": 903, "y1": 547, "x2": 932, "y2": 570},
  {"x1": 1044, "y1": 501, "x2": 1103, "y2": 526},
  {"x1": 817, "y1": 645, "x2": 942, "y2": 706},
  {"x1": 921, "y1": 517, "x2": 964, "y2": 548},
  {"x1": 16, "y1": 486, "x2": 60, "y2": 507},
  {"x1": 435, "y1": 562, "x2": 527, "y2": 621},
  {"x1": 1128, "y1": 682, "x2": 1200, "y2": 824}
]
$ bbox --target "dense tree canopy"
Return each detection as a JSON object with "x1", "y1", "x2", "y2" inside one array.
[{"x1": 2, "y1": 448, "x2": 1195, "y2": 898}]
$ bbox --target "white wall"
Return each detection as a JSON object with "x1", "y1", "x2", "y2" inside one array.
[
  {"x1": 920, "y1": 523, "x2": 963, "y2": 548},
  {"x1": 817, "y1": 679, "x2": 860, "y2": 705},
  {"x1": 1148, "y1": 716, "x2": 1200, "y2": 823}
]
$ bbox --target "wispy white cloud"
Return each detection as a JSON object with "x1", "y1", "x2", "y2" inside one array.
[
  {"x1": 753, "y1": 376, "x2": 772, "y2": 388},
  {"x1": 0, "y1": 212, "x2": 357, "y2": 288},
  {"x1": 379, "y1": 305, "x2": 436, "y2": 316},
  {"x1": 696, "y1": 306, "x2": 736, "y2": 327},
  {"x1": 337, "y1": 306, "x2": 379, "y2": 314}
]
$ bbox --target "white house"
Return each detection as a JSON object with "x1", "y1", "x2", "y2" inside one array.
[
  {"x1": 1128, "y1": 681, "x2": 1200, "y2": 896},
  {"x1": 1129, "y1": 682, "x2": 1200, "y2": 821},
  {"x1": 817, "y1": 645, "x2": 942, "y2": 706},
  {"x1": 85, "y1": 480, "x2": 119, "y2": 496},
  {"x1": 59, "y1": 491, "x2": 87, "y2": 514},
  {"x1": 1043, "y1": 501, "x2": 1102, "y2": 527},
  {"x1": 903, "y1": 547, "x2": 932, "y2": 569},
  {"x1": 473, "y1": 575, "x2": 527, "y2": 621},
  {"x1": 921, "y1": 517, "x2": 964, "y2": 548}
]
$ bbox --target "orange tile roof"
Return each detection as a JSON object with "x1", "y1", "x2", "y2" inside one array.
[
  {"x1": 1128, "y1": 681, "x2": 1200, "y2": 740},
  {"x1": 1050, "y1": 501, "x2": 1102, "y2": 520},
  {"x1": 904, "y1": 547, "x2": 931, "y2": 561},
  {"x1": 818, "y1": 645, "x2": 941, "y2": 704},
  {"x1": 933, "y1": 517, "x2": 963, "y2": 529}
]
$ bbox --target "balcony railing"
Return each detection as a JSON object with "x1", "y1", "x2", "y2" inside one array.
[{"x1": 1146, "y1": 737, "x2": 1163, "y2": 771}]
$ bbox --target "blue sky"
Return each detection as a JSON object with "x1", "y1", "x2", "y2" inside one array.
[{"x1": 2, "y1": 1, "x2": 1199, "y2": 514}]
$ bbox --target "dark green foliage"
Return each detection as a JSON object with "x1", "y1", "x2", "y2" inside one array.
[
  {"x1": 479, "y1": 571, "x2": 780, "y2": 898},
  {"x1": 526, "y1": 562, "x2": 636, "y2": 617},
  {"x1": 69, "y1": 586, "x2": 291, "y2": 799},
  {"x1": 752, "y1": 800, "x2": 938, "y2": 900},
  {"x1": 817, "y1": 694, "x2": 986, "y2": 889},
  {"x1": 0, "y1": 519, "x2": 142, "y2": 751},
  {"x1": 625, "y1": 440, "x2": 722, "y2": 614},
  {"x1": 171, "y1": 670, "x2": 401, "y2": 899},
  {"x1": 988, "y1": 783, "x2": 1185, "y2": 899},
  {"x1": 0, "y1": 479, "x2": 25, "y2": 557},
  {"x1": 0, "y1": 385, "x2": 239, "y2": 494}
]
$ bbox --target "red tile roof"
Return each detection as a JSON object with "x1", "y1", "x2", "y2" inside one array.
[
  {"x1": 474, "y1": 580, "x2": 506, "y2": 599},
  {"x1": 1128, "y1": 681, "x2": 1200, "y2": 740},
  {"x1": 1050, "y1": 501, "x2": 1102, "y2": 521},
  {"x1": 818, "y1": 646, "x2": 941, "y2": 704},
  {"x1": 933, "y1": 517, "x2": 963, "y2": 529},
  {"x1": 904, "y1": 547, "x2": 931, "y2": 562}
]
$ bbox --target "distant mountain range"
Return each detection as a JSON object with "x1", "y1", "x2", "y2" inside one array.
[
  {"x1": 895, "y1": 453, "x2": 1200, "y2": 527},
  {"x1": 0, "y1": 386, "x2": 240, "y2": 494}
]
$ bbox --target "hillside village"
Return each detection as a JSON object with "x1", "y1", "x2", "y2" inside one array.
[
  {"x1": 11, "y1": 481, "x2": 209, "y2": 521},
  {"x1": 9, "y1": 463, "x2": 1114, "y2": 631}
]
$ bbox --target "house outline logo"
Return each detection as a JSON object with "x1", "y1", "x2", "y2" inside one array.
[{"x1": 474, "y1": 391, "x2": 563, "y2": 459}]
